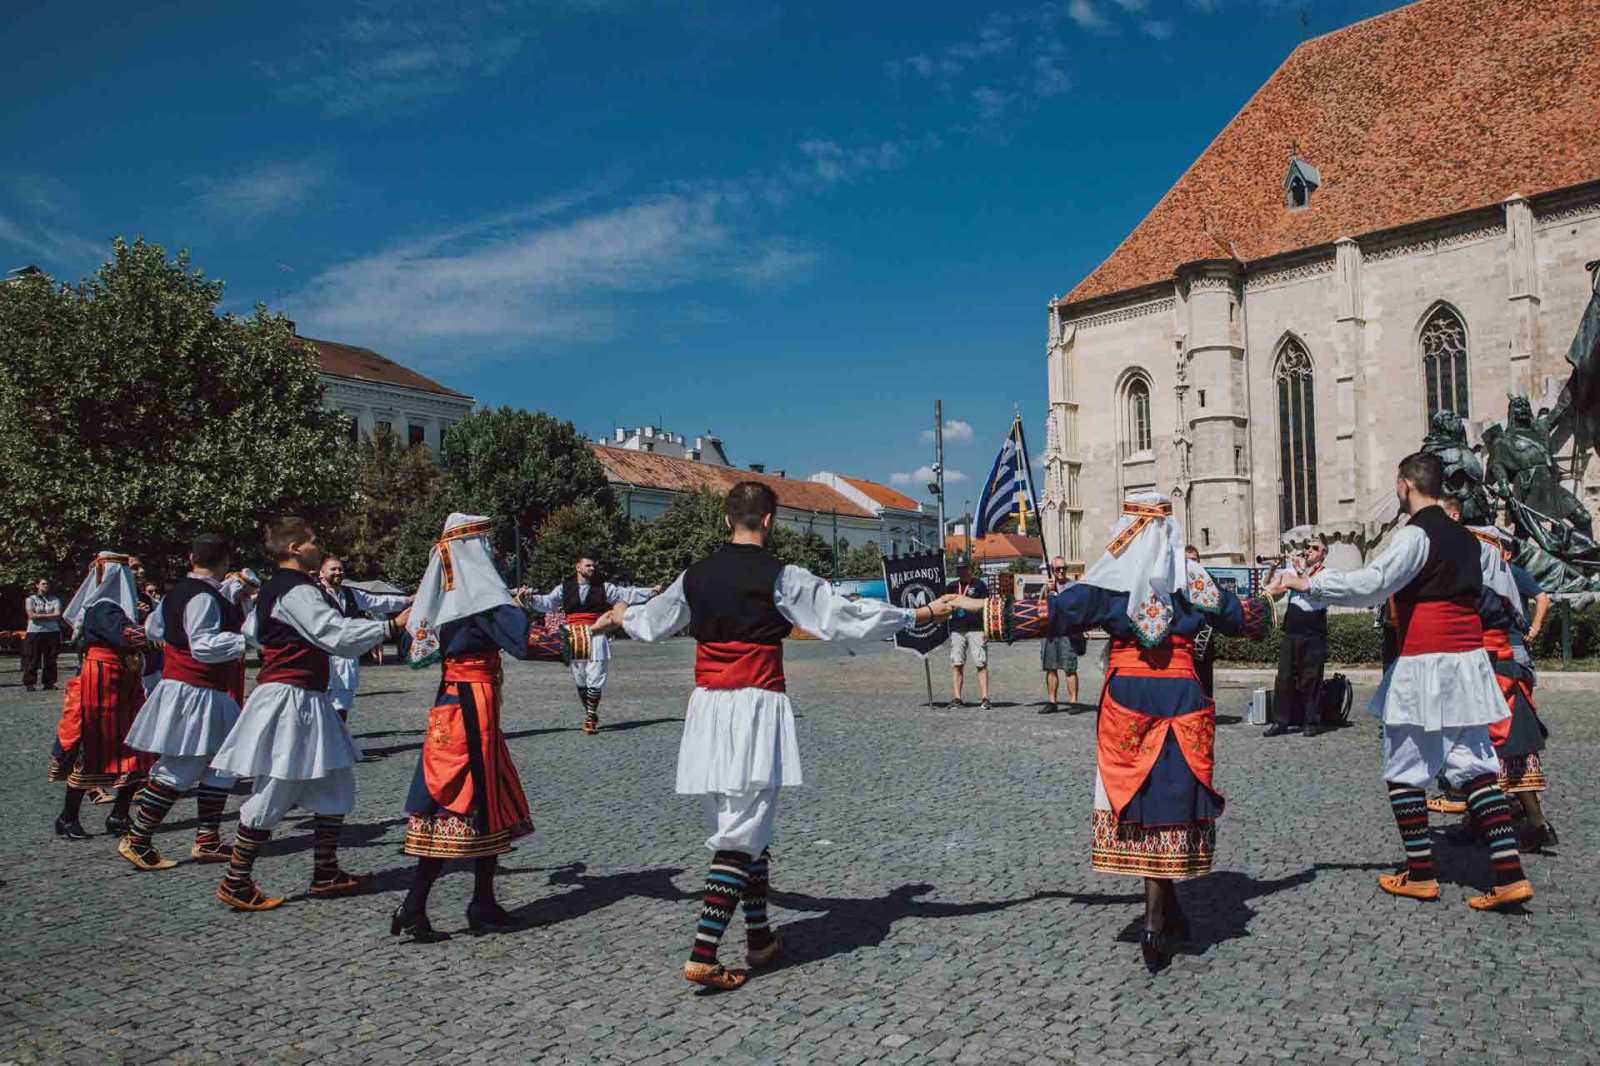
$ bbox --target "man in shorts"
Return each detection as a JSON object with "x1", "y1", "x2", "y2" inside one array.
[
  {"x1": 1040, "y1": 557, "x2": 1082, "y2": 710},
  {"x1": 946, "y1": 559, "x2": 990, "y2": 709}
]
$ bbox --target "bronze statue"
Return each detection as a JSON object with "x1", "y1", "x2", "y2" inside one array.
[
  {"x1": 1422, "y1": 410, "x2": 1493, "y2": 524},
  {"x1": 1485, "y1": 395, "x2": 1594, "y2": 545}
]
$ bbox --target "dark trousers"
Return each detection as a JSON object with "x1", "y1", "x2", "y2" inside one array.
[
  {"x1": 1194, "y1": 655, "x2": 1215, "y2": 699},
  {"x1": 1272, "y1": 631, "x2": 1326, "y2": 726},
  {"x1": 23, "y1": 632, "x2": 61, "y2": 688}
]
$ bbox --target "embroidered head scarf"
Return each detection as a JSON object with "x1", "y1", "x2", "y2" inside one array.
[
  {"x1": 63, "y1": 551, "x2": 138, "y2": 631},
  {"x1": 1468, "y1": 525, "x2": 1525, "y2": 627},
  {"x1": 406, "y1": 513, "x2": 515, "y2": 666},
  {"x1": 1079, "y1": 492, "x2": 1220, "y2": 647}
]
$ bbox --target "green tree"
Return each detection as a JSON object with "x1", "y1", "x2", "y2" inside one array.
[
  {"x1": 771, "y1": 525, "x2": 834, "y2": 577},
  {"x1": 837, "y1": 540, "x2": 884, "y2": 579},
  {"x1": 622, "y1": 489, "x2": 728, "y2": 586},
  {"x1": 0, "y1": 239, "x2": 352, "y2": 585},
  {"x1": 323, "y1": 426, "x2": 451, "y2": 582},
  {"x1": 526, "y1": 500, "x2": 632, "y2": 592},
  {"x1": 439, "y1": 407, "x2": 615, "y2": 571}
]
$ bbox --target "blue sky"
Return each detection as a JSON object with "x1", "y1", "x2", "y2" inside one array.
[{"x1": 3, "y1": 0, "x2": 1401, "y2": 509}]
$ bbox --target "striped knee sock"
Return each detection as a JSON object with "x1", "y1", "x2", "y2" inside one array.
[
  {"x1": 742, "y1": 849, "x2": 772, "y2": 945},
  {"x1": 1387, "y1": 784, "x2": 1435, "y2": 882},
  {"x1": 223, "y1": 826, "x2": 271, "y2": 891},
  {"x1": 1464, "y1": 775, "x2": 1526, "y2": 887},
  {"x1": 127, "y1": 781, "x2": 181, "y2": 848},
  {"x1": 311, "y1": 815, "x2": 343, "y2": 881},
  {"x1": 690, "y1": 850, "x2": 751, "y2": 966},
  {"x1": 195, "y1": 784, "x2": 229, "y2": 845}
]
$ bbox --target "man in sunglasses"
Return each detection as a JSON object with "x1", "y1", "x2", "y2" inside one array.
[{"x1": 1040, "y1": 557, "x2": 1083, "y2": 710}]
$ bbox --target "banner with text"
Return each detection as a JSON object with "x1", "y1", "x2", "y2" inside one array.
[{"x1": 882, "y1": 551, "x2": 949, "y2": 658}]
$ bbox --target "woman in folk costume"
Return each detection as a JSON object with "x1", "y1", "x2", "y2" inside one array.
[
  {"x1": 951, "y1": 493, "x2": 1270, "y2": 972},
  {"x1": 391, "y1": 513, "x2": 551, "y2": 942},
  {"x1": 49, "y1": 552, "x2": 154, "y2": 840}
]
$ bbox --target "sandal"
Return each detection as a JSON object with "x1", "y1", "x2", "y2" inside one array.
[
  {"x1": 117, "y1": 836, "x2": 177, "y2": 871},
  {"x1": 190, "y1": 839, "x2": 232, "y2": 863},
  {"x1": 1426, "y1": 796, "x2": 1466, "y2": 815},
  {"x1": 217, "y1": 880, "x2": 285, "y2": 912},
  {"x1": 308, "y1": 869, "x2": 362, "y2": 897},
  {"x1": 683, "y1": 962, "x2": 749, "y2": 991}
]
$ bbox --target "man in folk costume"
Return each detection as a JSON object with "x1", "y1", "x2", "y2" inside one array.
[
  {"x1": 209, "y1": 517, "x2": 408, "y2": 911},
  {"x1": 49, "y1": 552, "x2": 153, "y2": 840},
  {"x1": 949, "y1": 492, "x2": 1270, "y2": 972},
  {"x1": 603, "y1": 481, "x2": 955, "y2": 991},
  {"x1": 116, "y1": 535, "x2": 251, "y2": 871},
  {"x1": 319, "y1": 554, "x2": 411, "y2": 723},
  {"x1": 389, "y1": 513, "x2": 552, "y2": 942},
  {"x1": 1271, "y1": 452, "x2": 1533, "y2": 910},
  {"x1": 522, "y1": 550, "x2": 660, "y2": 735}
]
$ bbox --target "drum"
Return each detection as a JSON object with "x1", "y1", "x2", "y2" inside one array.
[
  {"x1": 527, "y1": 624, "x2": 593, "y2": 664},
  {"x1": 982, "y1": 595, "x2": 1050, "y2": 644}
]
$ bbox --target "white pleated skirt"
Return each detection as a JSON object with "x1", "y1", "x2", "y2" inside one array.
[
  {"x1": 211, "y1": 682, "x2": 362, "y2": 781},
  {"x1": 328, "y1": 656, "x2": 360, "y2": 711},
  {"x1": 675, "y1": 686, "x2": 802, "y2": 795},
  {"x1": 1369, "y1": 648, "x2": 1507, "y2": 730},
  {"x1": 125, "y1": 681, "x2": 240, "y2": 757}
]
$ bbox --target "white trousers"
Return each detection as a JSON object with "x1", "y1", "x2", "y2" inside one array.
[
  {"x1": 571, "y1": 659, "x2": 609, "y2": 691},
  {"x1": 1382, "y1": 724, "x2": 1501, "y2": 789},
  {"x1": 701, "y1": 789, "x2": 778, "y2": 855},
  {"x1": 237, "y1": 771, "x2": 355, "y2": 830},
  {"x1": 149, "y1": 754, "x2": 234, "y2": 792}
]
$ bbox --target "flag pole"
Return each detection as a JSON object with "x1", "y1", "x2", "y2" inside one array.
[{"x1": 924, "y1": 659, "x2": 934, "y2": 707}]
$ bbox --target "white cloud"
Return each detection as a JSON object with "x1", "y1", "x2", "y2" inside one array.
[
  {"x1": 970, "y1": 86, "x2": 1012, "y2": 121},
  {"x1": 1067, "y1": 0, "x2": 1112, "y2": 32},
  {"x1": 1032, "y1": 55, "x2": 1071, "y2": 98},
  {"x1": 1141, "y1": 19, "x2": 1175, "y2": 38},
  {"x1": 884, "y1": 12, "x2": 1015, "y2": 88},
  {"x1": 195, "y1": 160, "x2": 327, "y2": 220},
  {"x1": 0, "y1": 210, "x2": 104, "y2": 268},
  {"x1": 795, "y1": 138, "x2": 917, "y2": 187},
  {"x1": 891, "y1": 465, "x2": 968, "y2": 486},
  {"x1": 1111, "y1": 0, "x2": 1148, "y2": 10},
  {"x1": 921, "y1": 419, "x2": 975, "y2": 444}
]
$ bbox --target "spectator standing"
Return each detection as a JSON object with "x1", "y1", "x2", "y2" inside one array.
[
  {"x1": 1040, "y1": 557, "x2": 1083, "y2": 710},
  {"x1": 1264, "y1": 538, "x2": 1329, "y2": 737},
  {"x1": 24, "y1": 577, "x2": 63, "y2": 691},
  {"x1": 1185, "y1": 546, "x2": 1217, "y2": 698},
  {"x1": 945, "y1": 559, "x2": 990, "y2": 709}
]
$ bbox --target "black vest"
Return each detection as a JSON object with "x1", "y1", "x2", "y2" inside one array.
[
  {"x1": 561, "y1": 576, "x2": 609, "y2": 615},
  {"x1": 161, "y1": 577, "x2": 244, "y2": 650},
  {"x1": 1395, "y1": 506, "x2": 1482, "y2": 606},
  {"x1": 683, "y1": 544, "x2": 790, "y2": 645},
  {"x1": 255, "y1": 570, "x2": 330, "y2": 689}
]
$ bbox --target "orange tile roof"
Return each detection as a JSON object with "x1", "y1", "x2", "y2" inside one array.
[
  {"x1": 1063, "y1": 0, "x2": 1600, "y2": 305},
  {"x1": 840, "y1": 476, "x2": 921, "y2": 512},
  {"x1": 946, "y1": 533, "x2": 1046, "y2": 561},
  {"x1": 305, "y1": 336, "x2": 471, "y2": 399},
  {"x1": 593, "y1": 445, "x2": 875, "y2": 518}
]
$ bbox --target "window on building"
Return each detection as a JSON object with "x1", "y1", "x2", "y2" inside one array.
[
  {"x1": 1121, "y1": 376, "x2": 1152, "y2": 459},
  {"x1": 375, "y1": 420, "x2": 393, "y2": 439},
  {"x1": 1068, "y1": 513, "x2": 1082, "y2": 561},
  {"x1": 1275, "y1": 337, "x2": 1319, "y2": 530},
  {"x1": 1421, "y1": 305, "x2": 1469, "y2": 422},
  {"x1": 344, "y1": 413, "x2": 360, "y2": 442},
  {"x1": 408, "y1": 424, "x2": 426, "y2": 448},
  {"x1": 1198, "y1": 388, "x2": 1206, "y2": 408}
]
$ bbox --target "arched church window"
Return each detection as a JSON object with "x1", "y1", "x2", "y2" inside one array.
[
  {"x1": 1275, "y1": 339, "x2": 1318, "y2": 529},
  {"x1": 1121, "y1": 376, "x2": 1152, "y2": 459},
  {"x1": 1421, "y1": 305, "x2": 1469, "y2": 421}
]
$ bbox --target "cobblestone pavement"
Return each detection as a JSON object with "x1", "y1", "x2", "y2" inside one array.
[{"x1": 2, "y1": 639, "x2": 1595, "y2": 1065}]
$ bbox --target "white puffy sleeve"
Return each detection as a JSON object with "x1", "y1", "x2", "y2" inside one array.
[
  {"x1": 348, "y1": 588, "x2": 412, "y2": 616},
  {"x1": 604, "y1": 582, "x2": 656, "y2": 606},
  {"x1": 773, "y1": 565, "x2": 915, "y2": 640},
  {"x1": 185, "y1": 594, "x2": 247, "y2": 664},
  {"x1": 523, "y1": 584, "x2": 565, "y2": 615},
  {"x1": 1308, "y1": 526, "x2": 1429, "y2": 608},
  {"x1": 621, "y1": 574, "x2": 692, "y2": 642},
  {"x1": 145, "y1": 604, "x2": 166, "y2": 643},
  {"x1": 274, "y1": 584, "x2": 390, "y2": 658}
]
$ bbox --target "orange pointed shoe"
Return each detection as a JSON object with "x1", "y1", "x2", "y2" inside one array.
[
  {"x1": 117, "y1": 837, "x2": 178, "y2": 871},
  {"x1": 683, "y1": 962, "x2": 749, "y2": 991},
  {"x1": 1467, "y1": 880, "x2": 1533, "y2": 911},
  {"x1": 1426, "y1": 796, "x2": 1466, "y2": 815},
  {"x1": 1378, "y1": 871, "x2": 1440, "y2": 900},
  {"x1": 217, "y1": 881, "x2": 285, "y2": 912},
  {"x1": 190, "y1": 840, "x2": 232, "y2": 863}
]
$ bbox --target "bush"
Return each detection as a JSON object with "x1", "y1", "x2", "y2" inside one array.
[{"x1": 1213, "y1": 610, "x2": 1383, "y2": 664}]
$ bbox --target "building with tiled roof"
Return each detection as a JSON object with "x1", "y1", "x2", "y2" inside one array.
[
  {"x1": 1041, "y1": 0, "x2": 1600, "y2": 571},
  {"x1": 309, "y1": 335, "x2": 475, "y2": 452},
  {"x1": 945, "y1": 532, "x2": 1047, "y2": 577}
]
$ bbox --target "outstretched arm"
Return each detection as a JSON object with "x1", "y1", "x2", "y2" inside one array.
[
  {"x1": 1282, "y1": 526, "x2": 1428, "y2": 608},
  {"x1": 347, "y1": 588, "x2": 412, "y2": 617},
  {"x1": 774, "y1": 566, "x2": 949, "y2": 640},
  {"x1": 274, "y1": 583, "x2": 397, "y2": 658},
  {"x1": 615, "y1": 574, "x2": 691, "y2": 642}
]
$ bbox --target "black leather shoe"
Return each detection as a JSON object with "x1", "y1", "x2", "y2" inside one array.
[
  {"x1": 389, "y1": 906, "x2": 449, "y2": 943},
  {"x1": 105, "y1": 814, "x2": 132, "y2": 837},
  {"x1": 1140, "y1": 930, "x2": 1171, "y2": 973},
  {"x1": 1263, "y1": 723, "x2": 1290, "y2": 737},
  {"x1": 55, "y1": 816, "x2": 92, "y2": 841},
  {"x1": 1520, "y1": 821, "x2": 1558, "y2": 852},
  {"x1": 1303, "y1": 724, "x2": 1322, "y2": 738},
  {"x1": 466, "y1": 900, "x2": 518, "y2": 933}
]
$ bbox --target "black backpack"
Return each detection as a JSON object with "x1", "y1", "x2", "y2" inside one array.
[{"x1": 1319, "y1": 672, "x2": 1353, "y2": 725}]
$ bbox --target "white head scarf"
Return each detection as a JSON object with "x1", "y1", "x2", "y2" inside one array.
[
  {"x1": 406, "y1": 513, "x2": 515, "y2": 665},
  {"x1": 1079, "y1": 492, "x2": 1220, "y2": 646},
  {"x1": 1468, "y1": 525, "x2": 1526, "y2": 627},
  {"x1": 63, "y1": 551, "x2": 138, "y2": 631}
]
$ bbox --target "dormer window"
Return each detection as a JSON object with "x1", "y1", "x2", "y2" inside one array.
[{"x1": 1284, "y1": 154, "x2": 1321, "y2": 211}]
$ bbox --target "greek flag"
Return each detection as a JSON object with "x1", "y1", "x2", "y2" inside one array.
[{"x1": 973, "y1": 416, "x2": 1040, "y2": 537}]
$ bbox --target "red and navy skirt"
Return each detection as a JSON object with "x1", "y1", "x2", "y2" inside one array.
[
  {"x1": 404, "y1": 654, "x2": 533, "y2": 859},
  {"x1": 48, "y1": 647, "x2": 153, "y2": 789},
  {"x1": 1092, "y1": 637, "x2": 1222, "y2": 879},
  {"x1": 1485, "y1": 629, "x2": 1548, "y2": 795}
]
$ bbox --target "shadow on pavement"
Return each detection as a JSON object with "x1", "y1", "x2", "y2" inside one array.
[
  {"x1": 500, "y1": 862, "x2": 697, "y2": 928},
  {"x1": 599, "y1": 717, "x2": 681, "y2": 733}
]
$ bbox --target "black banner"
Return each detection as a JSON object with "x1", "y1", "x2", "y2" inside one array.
[{"x1": 882, "y1": 551, "x2": 949, "y2": 658}]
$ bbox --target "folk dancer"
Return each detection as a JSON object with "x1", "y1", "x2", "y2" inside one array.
[
  {"x1": 1505, "y1": 557, "x2": 1555, "y2": 850},
  {"x1": 1270, "y1": 452, "x2": 1533, "y2": 910},
  {"x1": 117, "y1": 535, "x2": 250, "y2": 870},
  {"x1": 604, "y1": 481, "x2": 954, "y2": 991},
  {"x1": 949, "y1": 493, "x2": 1270, "y2": 972},
  {"x1": 522, "y1": 550, "x2": 659, "y2": 735},
  {"x1": 208, "y1": 517, "x2": 407, "y2": 911},
  {"x1": 49, "y1": 553, "x2": 152, "y2": 840},
  {"x1": 319, "y1": 553, "x2": 411, "y2": 723},
  {"x1": 390, "y1": 514, "x2": 548, "y2": 942}
]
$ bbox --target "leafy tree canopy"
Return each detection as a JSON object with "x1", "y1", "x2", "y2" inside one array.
[
  {"x1": 526, "y1": 500, "x2": 632, "y2": 592},
  {"x1": 622, "y1": 487, "x2": 841, "y2": 585},
  {"x1": 322, "y1": 426, "x2": 451, "y2": 587},
  {"x1": 0, "y1": 239, "x2": 351, "y2": 586},
  {"x1": 836, "y1": 540, "x2": 884, "y2": 579}
]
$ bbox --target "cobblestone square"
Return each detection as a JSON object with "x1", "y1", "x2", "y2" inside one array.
[{"x1": 2, "y1": 638, "x2": 1594, "y2": 1065}]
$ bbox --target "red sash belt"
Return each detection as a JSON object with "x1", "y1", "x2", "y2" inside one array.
[
  {"x1": 1481, "y1": 627, "x2": 1531, "y2": 748},
  {"x1": 161, "y1": 646, "x2": 234, "y2": 691},
  {"x1": 564, "y1": 611, "x2": 603, "y2": 627},
  {"x1": 444, "y1": 653, "x2": 502, "y2": 685},
  {"x1": 84, "y1": 646, "x2": 129, "y2": 667},
  {"x1": 1482, "y1": 627, "x2": 1514, "y2": 662},
  {"x1": 1397, "y1": 597, "x2": 1482, "y2": 655},
  {"x1": 257, "y1": 643, "x2": 329, "y2": 690},
  {"x1": 1096, "y1": 687, "x2": 1217, "y2": 819},
  {"x1": 1106, "y1": 636, "x2": 1196, "y2": 678},
  {"x1": 695, "y1": 641, "x2": 786, "y2": 692}
]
